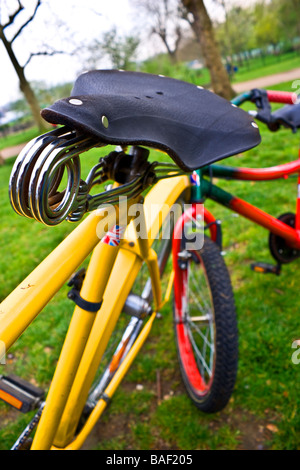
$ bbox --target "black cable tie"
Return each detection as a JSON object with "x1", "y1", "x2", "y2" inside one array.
[{"x1": 68, "y1": 288, "x2": 102, "y2": 313}]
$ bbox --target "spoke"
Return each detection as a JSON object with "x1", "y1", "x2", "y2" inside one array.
[
  {"x1": 189, "y1": 272, "x2": 211, "y2": 312},
  {"x1": 187, "y1": 327, "x2": 212, "y2": 378},
  {"x1": 189, "y1": 289, "x2": 208, "y2": 315},
  {"x1": 183, "y1": 250, "x2": 216, "y2": 380},
  {"x1": 189, "y1": 287, "x2": 213, "y2": 320},
  {"x1": 188, "y1": 318, "x2": 214, "y2": 351}
]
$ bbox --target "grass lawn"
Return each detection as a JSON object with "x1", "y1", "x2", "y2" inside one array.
[
  {"x1": 153, "y1": 51, "x2": 300, "y2": 89},
  {"x1": 0, "y1": 80, "x2": 299, "y2": 450},
  {"x1": 231, "y1": 51, "x2": 300, "y2": 84}
]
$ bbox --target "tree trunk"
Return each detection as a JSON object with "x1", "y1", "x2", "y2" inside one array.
[
  {"x1": 19, "y1": 79, "x2": 48, "y2": 131},
  {"x1": 0, "y1": 28, "x2": 49, "y2": 132},
  {"x1": 182, "y1": 0, "x2": 235, "y2": 99}
]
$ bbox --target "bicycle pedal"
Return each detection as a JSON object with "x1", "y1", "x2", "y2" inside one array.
[
  {"x1": 250, "y1": 262, "x2": 281, "y2": 276},
  {"x1": 0, "y1": 374, "x2": 44, "y2": 413}
]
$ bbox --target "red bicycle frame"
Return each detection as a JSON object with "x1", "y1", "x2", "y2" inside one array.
[{"x1": 196, "y1": 89, "x2": 300, "y2": 252}]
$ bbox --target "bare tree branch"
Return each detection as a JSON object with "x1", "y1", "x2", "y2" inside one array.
[
  {"x1": 137, "y1": 0, "x2": 183, "y2": 62},
  {"x1": 0, "y1": 0, "x2": 53, "y2": 130},
  {"x1": 87, "y1": 8, "x2": 102, "y2": 17},
  {"x1": 11, "y1": 0, "x2": 42, "y2": 43},
  {"x1": 2, "y1": 0, "x2": 24, "y2": 30},
  {"x1": 23, "y1": 49, "x2": 66, "y2": 68}
]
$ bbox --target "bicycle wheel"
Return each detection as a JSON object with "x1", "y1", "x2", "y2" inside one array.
[{"x1": 173, "y1": 235, "x2": 238, "y2": 413}]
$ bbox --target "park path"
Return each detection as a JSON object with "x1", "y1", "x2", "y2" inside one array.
[
  {"x1": 0, "y1": 142, "x2": 26, "y2": 164},
  {"x1": 233, "y1": 67, "x2": 300, "y2": 92}
]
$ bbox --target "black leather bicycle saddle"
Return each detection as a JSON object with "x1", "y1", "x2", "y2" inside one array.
[{"x1": 41, "y1": 70, "x2": 261, "y2": 171}]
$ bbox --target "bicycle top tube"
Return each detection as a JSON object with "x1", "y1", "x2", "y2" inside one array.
[{"x1": 202, "y1": 159, "x2": 300, "y2": 182}]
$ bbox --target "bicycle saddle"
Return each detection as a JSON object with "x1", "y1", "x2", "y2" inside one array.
[
  {"x1": 270, "y1": 103, "x2": 300, "y2": 133},
  {"x1": 41, "y1": 70, "x2": 261, "y2": 172}
]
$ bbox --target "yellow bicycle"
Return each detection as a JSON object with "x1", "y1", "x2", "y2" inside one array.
[{"x1": 0, "y1": 70, "x2": 260, "y2": 450}]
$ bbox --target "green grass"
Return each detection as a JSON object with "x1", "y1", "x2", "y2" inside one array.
[
  {"x1": 231, "y1": 51, "x2": 300, "y2": 84},
  {"x1": 0, "y1": 78, "x2": 300, "y2": 450},
  {"x1": 142, "y1": 50, "x2": 300, "y2": 89}
]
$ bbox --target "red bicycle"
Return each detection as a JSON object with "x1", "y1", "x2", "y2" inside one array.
[
  {"x1": 171, "y1": 88, "x2": 300, "y2": 411},
  {"x1": 193, "y1": 88, "x2": 300, "y2": 271}
]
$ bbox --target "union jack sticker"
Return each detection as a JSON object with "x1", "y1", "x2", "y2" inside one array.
[
  {"x1": 190, "y1": 171, "x2": 200, "y2": 187},
  {"x1": 101, "y1": 225, "x2": 125, "y2": 247}
]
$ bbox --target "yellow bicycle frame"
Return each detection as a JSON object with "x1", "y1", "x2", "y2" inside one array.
[{"x1": 0, "y1": 174, "x2": 190, "y2": 450}]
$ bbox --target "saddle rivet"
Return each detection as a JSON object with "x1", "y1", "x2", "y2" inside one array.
[
  {"x1": 197, "y1": 85, "x2": 203, "y2": 89},
  {"x1": 69, "y1": 99, "x2": 83, "y2": 106},
  {"x1": 102, "y1": 115, "x2": 109, "y2": 128},
  {"x1": 251, "y1": 122, "x2": 258, "y2": 128}
]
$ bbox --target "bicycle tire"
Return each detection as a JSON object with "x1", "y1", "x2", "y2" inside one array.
[{"x1": 173, "y1": 235, "x2": 238, "y2": 413}]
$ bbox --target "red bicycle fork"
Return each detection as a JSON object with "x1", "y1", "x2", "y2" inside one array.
[{"x1": 172, "y1": 203, "x2": 208, "y2": 393}]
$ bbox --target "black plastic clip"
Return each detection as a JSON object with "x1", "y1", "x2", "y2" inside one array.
[
  {"x1": 67, "y1": 268, "x2": 102, "y2": 313},
  {"x1": 67, "y1": 289, "x2": 102, "y2": 312}
]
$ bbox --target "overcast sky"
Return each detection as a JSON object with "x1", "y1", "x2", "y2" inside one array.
[
  {"x1": 0, "y1": 0, "x2": 135, "y2": 106},
  {"x1": 0, "y1": 0, "x2": 241, "y2": 107}
]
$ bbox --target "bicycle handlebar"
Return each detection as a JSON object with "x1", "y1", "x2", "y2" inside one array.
[
  {"x1": 232, "y1": 89, "x2": 298, "y2": 107},
  {"x1": 231, "y1": 92, "x2": 252, "y2": 107},
  {"x1": 232, "y1": 88, "x2": 299, "y2": 132},
  {"x1": 266, "y1": 90, "x2": 298, "y2": 105}
]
